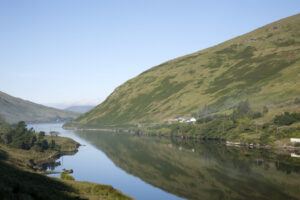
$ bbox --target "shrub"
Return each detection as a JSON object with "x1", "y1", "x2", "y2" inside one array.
[
  {"x1": 295, "y1": 143, "x2": 300, "y2": 147},
  {"x1": 60, "y1": 172, "x2": 75, "y2": 181},
  {"x1": 262, "y1": 123, "x2": 270, "y2": 129},
  {"x1": 233, "y1": 100, "x2": 251, "y2": 119},
  {"x1": 274, "y1": 112, "x2": 300, "y2": 126},
  {"x1": 92, "y1": 185, "x2": 114, "y2": 195},
  {"x1": 252, "y1": 112, "x2": 263, "y2": 119},
  {"x1": 263, "y1": 106, "x2": 269, "y2": 113}
]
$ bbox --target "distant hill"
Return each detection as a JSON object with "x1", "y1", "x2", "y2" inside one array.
[
  {"x1": 65, "y1": 105, "x2": 94, "y2": 114},
  {"x1": 0, "y1": 91, "x2": 79, "y2": 124},
  {"x1": 69, "y1": 13, "x2": 300, "y2": 128}
]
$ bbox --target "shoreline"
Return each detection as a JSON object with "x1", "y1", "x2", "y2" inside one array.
[
  {"x1": 63, "y1": 126, "x2": 300, "y2": 152},
  {"x1": 32, "y1": 147, "x2": 80, "y2": 172}
]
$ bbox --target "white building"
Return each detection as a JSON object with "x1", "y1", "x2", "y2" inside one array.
[
  {"x1": 189, "y1": 117, "x2": 196, "y2": 123},
  {"x1": 290, "y1": 138, "x2": 300, "y2": 143},
  {"x1": 291, "y1": 153, "x2": 300, "y2": 158}
]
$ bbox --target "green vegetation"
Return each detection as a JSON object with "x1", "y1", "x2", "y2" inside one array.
[
  {"x1": 0, "y1": 155, "x2": 133, "y2": 200},
  {"x1": 0, "y1": 91, "x2": 79, "y2": 124},
  {"x1": 274, "y1": 112, "x2": 300, "y2": 126},
  {"x1": 61, "y1": 172, "x2": 75, "y2": 181},
  {"x1": 0, "y1": 121, "x2": 79, "y2": 171},
  {"x1": 0, "y1": 121, "x2": 75, "y2": 152},
  {"x1": 0, "y1": 121, "x2": 133, "y2": 200},
  {"x1": 66, "y1": 13, "x2": 300, "y2": 139},
  {"x1": 134, "y1": 101, "x2": 300, "y2": 146}
]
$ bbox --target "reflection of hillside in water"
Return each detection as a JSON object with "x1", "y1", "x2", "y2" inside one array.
[{"x1": 77, "y1": 131, "x2": 300, "y2": 200}]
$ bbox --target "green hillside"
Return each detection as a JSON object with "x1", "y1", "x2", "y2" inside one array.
[
  {"x1": 0, "y1": 91, "x2": 79, "y2": 124},
  {"x1": 70, "y1": 13, "x2": 300, "y2": 128}
]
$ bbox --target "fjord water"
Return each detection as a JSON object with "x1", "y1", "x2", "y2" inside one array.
[{"x1": 29, "y1": 124, "x2": 300, "y2": 200}]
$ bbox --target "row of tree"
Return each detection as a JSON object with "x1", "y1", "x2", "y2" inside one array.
[{"x1": 0, "y1": 121, "x2": 57, "y2": 152}]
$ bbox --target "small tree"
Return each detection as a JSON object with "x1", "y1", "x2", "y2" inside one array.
[
  {"x1": 38, "y1": 131, "x2": 45, "y2": 141},
  {"x1": 17, "y1": 121, "x2": 26, "y2": 129},
  {"x1": 263, "y1": 106, "x2": 269, "y2": 113},
  {"x1": 233, "y1": 100, "x2": 251, "y2": 119},
  {"x1": 50, "y1": 140, "x2": 56, "y2": 150},
  {"x1": 41, "y1": 139, "x2": 49, "y2": 150},
  {"x1": 50, "y1": 131, "x2": 59, "y2": 137}
]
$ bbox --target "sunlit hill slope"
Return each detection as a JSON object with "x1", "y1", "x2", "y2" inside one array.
[{"x1": 70, "y1": 13, "x2": 300, "y2": 128}]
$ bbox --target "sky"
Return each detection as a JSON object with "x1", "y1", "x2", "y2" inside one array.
[{"x1": 0, "y1": 0, "x2": 299, "y2": 108}]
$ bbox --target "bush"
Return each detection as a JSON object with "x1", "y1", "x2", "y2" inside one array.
[
  {"x1": 263, "y1": 106, "x2": 269, "y2": 113},
  {"x1": 262, "y1": 123, "x2": 270, "y2": 129},
  {"x1": 92, "y1": 185, "x2": 114, "y2": 195},
  {"x1": 274, "y1": 112, "x2": 300, "y2": 126},
  {"x1": 294, "y1": 143, "x2": 300, "y2": 147},
  {"x1": 252, "y1": 112, "x2": 263, "y2": 119},
  {"x1": 60, "y1": 172, "x2": 75, "y2": 181},
  {"x1": 233, "y1": 100, "x2": 251, "y2": 119}
]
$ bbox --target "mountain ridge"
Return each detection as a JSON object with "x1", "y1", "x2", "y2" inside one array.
[
  {"x1": 65, "y1": 105, "x2": 95, "y2": 114},
  {"x1": 69, "y1": 13, "x2": 300, "y2": 128},
  {"x1": 0, "y1": 91, "x2": 79, "y2": 124}
]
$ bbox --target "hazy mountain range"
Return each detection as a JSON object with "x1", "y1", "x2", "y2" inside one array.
[
  {"x1": 0, "y1": 91, "x2": 79, "y2": 124},
  {"x1": 64, "y1": 105, "x2": 94, "y2": 114}
]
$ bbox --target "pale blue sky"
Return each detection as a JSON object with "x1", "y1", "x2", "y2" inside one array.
[{"x1": 0, "y1": 0, "x2": 299, "y2": 108}]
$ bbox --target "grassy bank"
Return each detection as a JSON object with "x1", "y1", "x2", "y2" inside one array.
[
  {"x1": 0, "y1": 122, "x2": 134, "y2": 200},
  {"x1": 0, "y1": 148, "x2": 133, "y2": 200}
]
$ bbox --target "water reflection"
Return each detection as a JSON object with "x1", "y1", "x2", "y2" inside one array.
[{"x1": 76, "y1": 131, "x2": 300, "y2": 200}]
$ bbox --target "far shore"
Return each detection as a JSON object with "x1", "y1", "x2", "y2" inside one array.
[{"x1": 63, "y1": 126, "x2": 300, "y2": 152}]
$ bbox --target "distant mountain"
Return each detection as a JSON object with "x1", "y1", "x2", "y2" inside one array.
[
  {"x1": 0, "y1": 91, "x2": 79, "y2": 124},
  {"x1": 69, "y1": 13, "x2": 300, "y2": 128},
  {"x1": 65, "y1": 105, "x2": 94, "y2": 114}
]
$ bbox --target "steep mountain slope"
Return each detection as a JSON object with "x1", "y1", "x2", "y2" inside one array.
[
  {"x1": 71, "y1": 13, "x2": 300, "y2": 128},
  {"x1": 0, "y1": 91, "x2": 79, "y2": 123}
]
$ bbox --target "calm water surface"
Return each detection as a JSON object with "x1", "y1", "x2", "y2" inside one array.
[{"x1": 29, "y1": 123, "x2": 300, "y2": 200}]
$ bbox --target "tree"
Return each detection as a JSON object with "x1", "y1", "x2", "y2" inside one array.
[
  {"x1": 38, "y1": 131, "x2": 45, "y2": 140},
  {"x1": 17, "y1": 121, "x2": 26, "y2": 130},
  {"x1": 31, "y1": 135, "x2": 37, "y2": 146},
  {"x1": 274, "y1": 112, "x2": 300, "y2": 126},
  {"x1": 50, "y1": 140, "x2": 56, "y2": 150},
  {"x1": 294, "y1": 98, "x2": 300, "y2": 104},
  {"x1": 233, "y1": 100, "x2": 251, "y2": 119},
  {"x1": 50, "y1": 131, "x2": 59, "y2": 137},
  {"x1": 41, "y1": 140, "x2": 49, "y2": 150},
  {"x1": 263, "y1": 106, "x2": 269, "y2": 113}
]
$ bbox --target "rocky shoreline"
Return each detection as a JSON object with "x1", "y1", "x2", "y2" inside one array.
[{"x1": 30, "y1": 144, "x2": 80, "y2": 173}]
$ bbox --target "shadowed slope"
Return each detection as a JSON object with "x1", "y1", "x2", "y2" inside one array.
[{"x1": 0, "y1": 91, "x2": 79, "y2": 124}]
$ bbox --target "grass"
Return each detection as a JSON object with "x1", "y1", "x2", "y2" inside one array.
[
  {"x1": 0, "y1": 134, "x2": 79, "y2": 171},
  {"x1": 61, "y1": 172, "x2": 75, "y2": 180},
  {"x1": 0, "y1": 136, "x2": 133, "y2": 200},
  {"x1": 67, "y1": 13, "x2": 300, "y2": 135}
]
